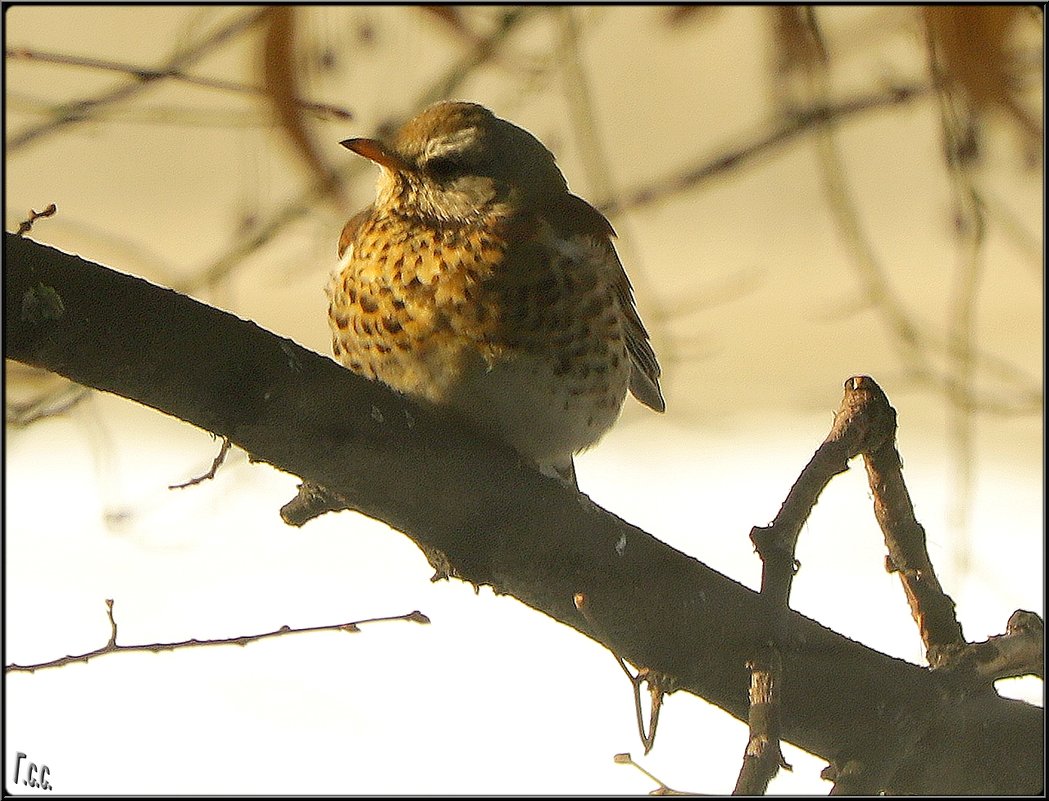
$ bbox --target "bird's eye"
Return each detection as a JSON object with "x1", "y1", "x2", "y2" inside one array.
[{"x1": 425, "y1": 155, "x2": 464, "y2": 181}]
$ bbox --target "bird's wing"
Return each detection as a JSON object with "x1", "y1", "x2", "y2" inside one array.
[
  {"x1": 338, "y1": 206, "x2": 374, "y2": 258},
  {"x1": 554, "y1": 194, "x2": 665, "y2": 413}
]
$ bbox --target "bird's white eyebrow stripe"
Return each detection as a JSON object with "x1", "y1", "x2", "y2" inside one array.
[{"x1": 426, "y1": 127, "x2": 480, "y2": 159}]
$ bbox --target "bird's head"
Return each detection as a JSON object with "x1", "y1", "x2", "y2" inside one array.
[{"x1": 341, "y1": 101, "x2": 569, "y2": 223}]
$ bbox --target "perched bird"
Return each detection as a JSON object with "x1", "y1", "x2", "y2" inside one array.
[{"x1": 328, "y1": 101, "x2": 663, "y2": 487}]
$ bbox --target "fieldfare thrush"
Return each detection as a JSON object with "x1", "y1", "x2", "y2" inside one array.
[{"x1": 328, "y1": 101, "x2": 664, "y2": 487}]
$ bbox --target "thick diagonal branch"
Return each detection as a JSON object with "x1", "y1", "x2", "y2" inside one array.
[{"x1": 5, "y1": 233, "x2": 1041, "y2": 794}]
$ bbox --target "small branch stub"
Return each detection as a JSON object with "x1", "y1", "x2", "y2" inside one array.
[
  {"x1": 280, "y1": 480, "x2": 353, "y2": 526},
  {"x1": 935, "y1": 609, "x2": 1043, "y2": 687},
  {"x1": 734, "y1": 647, "x2": 790, "y2": 795}
]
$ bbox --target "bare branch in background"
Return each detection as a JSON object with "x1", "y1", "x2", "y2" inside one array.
[
  {"x1": 7, "y1": 91, "x2": 295, "y2": 129},
  {"x1": 192, "y1": 6, "x2": 534, "y2": 291},
  {"x1": 924, "y1": 15, "x2": 988, "y2": 579},
  {"x1": 768, "y1": 4, "x2": 827, "y2": 107},
  {"x1": 661, "y1": 6, "x2": 721, "y2": 29},
  {"x1": 980, "y1": 191, "x2": 1044, "y2": 271},
  {"x1": 784, "y1": 11, "x2": 1039, "y2": 594},
  {"x1": 598, "y1": 69, "x2": 1039, "y2": 418},
  {"x1": 5, "y1": 371, "x2": 91, "y2": 427},
  {"x1": 419, "y1": 6, "x2": 481, "y2": 47},
  {"x1": 6, "y1": 8, "x2": 267, "y2": 152},
  {"x1": 810, "y1": 111, "x2": 1039, "y2": 418},
  {"x1": 607, "y1": 82, "x2": 932, "y2": 215},
  {"x1": 5, "y1": 47, "x2": 353, "y2": 121},
  {"x1": 796, "y1": 16, "x2": 938, "y2": 390}
]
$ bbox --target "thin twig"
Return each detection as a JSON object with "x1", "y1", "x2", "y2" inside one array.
[
  {"x1": 5, "y1": 599, "x2": 431, "y2": 674},
  {"x1": 613, "y1": 752, "x2": 690, "y2": 795},
  {"x1": 104, "y1": 598, "x2": 118, "y2": 647},
  {"x1": 168, "y1": 436, "x2": 233, "y2": 489},
  {"x1": 744, "y1": 376, "x2": 894, "y2": 793},
  {"x1": 575, "y1": 592, "x2": 668, "y2": 754},
  {"x1": 749, "y1": 377, "x2": 893, "y2": 618},
  {"x1": 7, "y1": 91, "x2": 281, "y2": 129}
]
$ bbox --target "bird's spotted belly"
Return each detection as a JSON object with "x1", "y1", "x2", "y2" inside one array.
[{"x1": 443, "y1": 345, "x2": 631, "y2": 466}]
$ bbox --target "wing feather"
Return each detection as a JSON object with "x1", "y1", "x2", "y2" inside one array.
[
  {"x1": 551, "y1": 194, "x2": 665, "y2": 413},
  {"x1": 338, "y1": 206, "x2": 373, "y2": 258}
]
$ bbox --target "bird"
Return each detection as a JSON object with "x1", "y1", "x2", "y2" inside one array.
[{"x1": 327, "y1": 100, "x2": 664, "y2": 488}]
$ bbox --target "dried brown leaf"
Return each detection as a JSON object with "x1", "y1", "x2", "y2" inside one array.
[
  {"x1": 924, "y1": 6, "x2": 1040, "y2": 141},
  {"x1": 262, "y1": 7, "x2": 342, "y2": 203}
]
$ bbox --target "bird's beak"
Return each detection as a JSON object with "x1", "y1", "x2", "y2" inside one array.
[{"x1": 340, "y1": 137, "x2": 411, "y2": 173}]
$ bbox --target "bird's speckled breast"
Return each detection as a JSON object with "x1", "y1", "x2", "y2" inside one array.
[
  {"x1": 327, "y1": 207, "x2": 632, "y2": 463},
  {"x1": 328, "y1": 210, "x2": 507, "y2": 400}
]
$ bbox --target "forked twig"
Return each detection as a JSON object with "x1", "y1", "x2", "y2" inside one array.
[
  {"x1": 5, "y1": 46, "x2": 353, "y2": 120},
  {"x1": 742, "y1": 375, "x2": 914, "y2": 794}
]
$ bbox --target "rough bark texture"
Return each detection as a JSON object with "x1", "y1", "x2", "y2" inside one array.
[{"x1": 6, "y1": 233, "x2": 1042, "y2": 793}]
